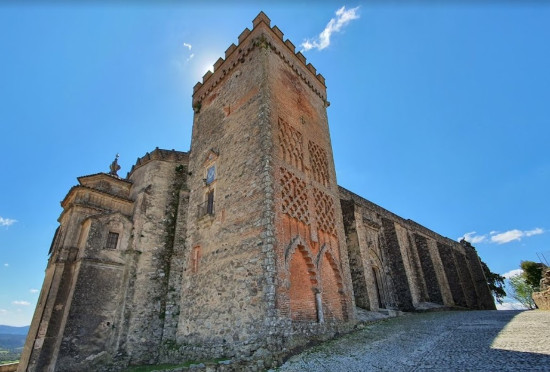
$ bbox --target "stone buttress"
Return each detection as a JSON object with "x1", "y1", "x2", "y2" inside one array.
[{"x1": 339, "y1": 187, "x2": 496, "y2": 312}]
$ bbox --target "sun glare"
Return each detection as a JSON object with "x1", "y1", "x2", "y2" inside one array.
[{"x1": 190, "y1": 53, "x2": 217, "y2": 83}]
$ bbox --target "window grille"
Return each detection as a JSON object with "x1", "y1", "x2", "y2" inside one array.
[
  {"x1": 197, "y1": 191, "x2": 215, "y2": 218},
  {"x1": 105, "y1": 232, "x2": 119, "y2": 249}
]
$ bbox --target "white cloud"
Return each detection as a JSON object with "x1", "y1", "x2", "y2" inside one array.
[
  {"x1": 183, "y1": 43, "x2": 194, "y2": 62},
  {"x1": 12, "y1": 300, "x2": 31, "y2": 306},
  {"x1": 458, "y1": 228, "x2": 545, "y2": 245},
  {"x1": 171, "y1": 42, "x2": 196, "y2": 72},
  {"x1": 502, "y1": 268, "x2": 523, "y2": 279},
  {"x1": 0, "y1": 309, "x2": 7, "y2": 314},
  {"x1": 0, "y1": 216, "x2": 17, "y2": 226},
  {"x1": 490, "y1": 229, "x2": 523, "y2": 244},
  {"x1": 525, "y1": 228, "x2": 544, "y2": 237},
  {"x1": 458, "y1": 231, "x2": 487, "y2": 244},
  {"x1": 3, "y1": 263, "x2": 8, "y2": 267},
  {"x1": 30, "y1": 289, "x2": 39, "y2": 294},
  {"x1": 301, "y1": 6, "x2": 360, "y2": 51},
  {"x1": 490, "y1": 228, "x2": 544, "y2": 244}
]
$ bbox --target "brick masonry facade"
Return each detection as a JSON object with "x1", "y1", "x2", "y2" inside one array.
[{"x1": 18, "y1": 12, "x2": 495, "y2": 372}]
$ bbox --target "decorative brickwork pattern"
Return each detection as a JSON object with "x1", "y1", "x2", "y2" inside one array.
[
  {"x1": 308, "y1": 141, "x2": 329, "y2": 186},
  {"x1": 320, "y1": 251, "x2": 345, "y2": 320},
  {"x1": 313, "y1": 187, "x2": 336, "y2": 235},
  {"x1": 280, "y1": 167, "x2": 310, "y2": 224},
  {"x1": 289, "y1": 245, "x2": 318, "y2": 321},
  {"x1": 278, "y1": 117, "x2": 304, "y2": 171}
]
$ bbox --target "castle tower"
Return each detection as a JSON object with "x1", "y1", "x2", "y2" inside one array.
[{"x1": 178, "y1": 12, "x2": 355, "y2": 358}]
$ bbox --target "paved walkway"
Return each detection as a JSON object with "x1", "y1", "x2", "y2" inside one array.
[{"x1": 277, "y1": 310, "x2": 550, "y2": 371}]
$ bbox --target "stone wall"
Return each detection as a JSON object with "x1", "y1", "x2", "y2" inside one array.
[
  {"x1": 461, "y1": 240, "x2": 501, "y2": 310},
  {"x1": 169, "y1": 12, "x2": 355, "y2": 363},
  {"x1": 266, "y1": 12, "x2": 354, "y2": 324},
  {"x1": 339, "y1": 186, "x2": 495, "y2": 312},
  {"x1": 178, "y1": 16, "x2": 273, "y2": 360},
  {"x1": 341, "y1": 200, "x2": 370, "y2": 310},
  {"x1": 438, "y1": 242, "x2": 467, "y2": 307},
  {"x1": 123, "y1": 150, "x2": 189, "y2": 366},
  {"x1": 414, "y1": 234, "x2": 443, "y2": 304},
  {"x1": 533, "y1": 291, "x2": 550, "y2": 310},
  {"x1": 381, "y1": 218, "x2": 416, "y2": 310},
  {"x1": 18, "y1": 151, "x2": 189, "y2": 372},
  {"x1": 533, "y1": 268, "x2": 550, "y2": 310}
]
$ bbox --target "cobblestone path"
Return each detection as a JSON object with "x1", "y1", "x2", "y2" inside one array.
[{"x1": 277, "y1": 310, "x2": 550, "y2": 371}]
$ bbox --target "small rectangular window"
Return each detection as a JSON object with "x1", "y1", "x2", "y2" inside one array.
[
  {"x1": 105, "y1": 232, "x2": 119, "y2": 250},
  {"x1": 207, "y1": 190, "x2": 214, "y2": 215},
  {"x1": 198, "y1": 191, "x2": 215, "y2": 218},
  {"x1": 206, "y1": 165, "x2": 216, "y2": 185}
]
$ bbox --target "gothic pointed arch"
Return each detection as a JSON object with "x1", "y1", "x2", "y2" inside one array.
[
  {"x1": 286, "y1": 236, "x2": 319, "y2": 321},
  {"x1": 317, "y1": 246, "x2": 346, "y2": 321},
  {"x1": 368, "y1": 247, "x2": 391, "y2": 309},
  {"x1": 285, "y1": 235, "x2": 314, "y2": 271},
  {"x1": 368, "y1": 247, "x2": 384, "y2": 268}
]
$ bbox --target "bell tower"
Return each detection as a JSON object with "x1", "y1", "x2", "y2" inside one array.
[{"x1": 180, "y1": 11, "x2": 355, "y2": 356}]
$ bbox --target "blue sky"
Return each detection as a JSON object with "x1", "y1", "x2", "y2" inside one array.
[{"x1": 1, "y1": 2, "x2": 549, "y2": 325}]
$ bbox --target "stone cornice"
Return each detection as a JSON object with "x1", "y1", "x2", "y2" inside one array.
[
  {"x1": 128, "y1": 147, "x2": 189, "y2": 177},
  {"x1": 62, "y1": 185, "x2": 133, "y2": 207},
  {"x1": 77, "y1": 173, "x2": 132, "y2": 186},
  {"x1": 60, "y1": 186, "x2": 134, "y2": 222},
  {"x1": 192, "y1": 11, "x2": 329, "y2": 110},
  {"x1": 77, "y1": 172, "x2": 133, "y2": 199}
]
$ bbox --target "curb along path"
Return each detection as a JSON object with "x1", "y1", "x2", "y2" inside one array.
[{"x1": 276, "y1": 310, "x2": 550, "y2": 371}]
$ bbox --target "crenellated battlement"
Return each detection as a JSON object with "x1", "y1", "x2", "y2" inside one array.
[
  {"x1": 192, "y1": 11, "x2": 328, "y2": 110},
  {"x1": 127, "y1": 147, "x2": 189, "y2": 177}
]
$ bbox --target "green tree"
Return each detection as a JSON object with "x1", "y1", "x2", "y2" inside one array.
[
  {"x1": 508, "y1": 274, "x2": 536, "y2": 309},
  {"x1": 481, "y1": 261, "x2": 506, "y2": 304},
  {"x1": 520, "y1": 261, "x2": 547, "y2": 291}
]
